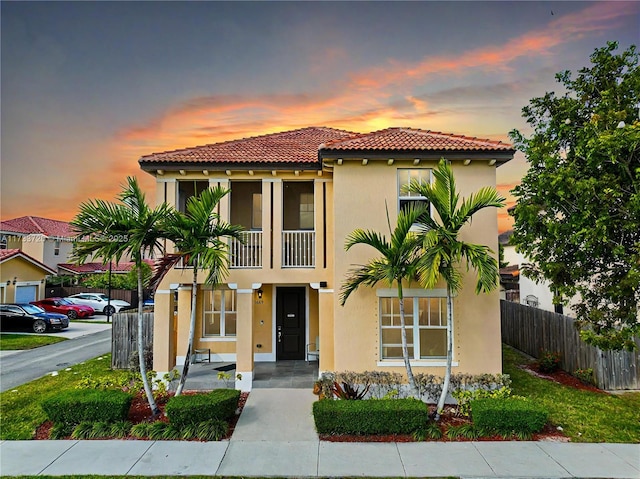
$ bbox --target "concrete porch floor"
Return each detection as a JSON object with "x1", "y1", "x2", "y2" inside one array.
[{"x1": 174, "y1": 360, "x2": 320, "y2": 391}]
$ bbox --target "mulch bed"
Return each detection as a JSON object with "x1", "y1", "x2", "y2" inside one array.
[
  {"x1": 35, "y1": 391, "x2": 249, "y2": 441},
  {"x1": 521, "y1": 364, "x2": 607, "y2": 394}
]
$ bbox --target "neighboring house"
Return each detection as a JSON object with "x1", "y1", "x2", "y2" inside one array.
[
  {"x1": 499, "y1": 230, "x2": 575, "y2": 317},
  {"x1": 139, "y1": 126, "x2": 514, "y2": 390},
  {"x1": 0, "y1": 249, "x2": 56, "y2": 303},
  {"x1": 0, "y1": 216, "x2": 76, "y2": 271}
]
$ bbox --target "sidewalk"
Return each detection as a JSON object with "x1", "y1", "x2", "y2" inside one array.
[{"x1": 1, "y1": 389, "x2": 639, "y2": 478}]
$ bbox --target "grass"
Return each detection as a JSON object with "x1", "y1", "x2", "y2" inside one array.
[
  {"x1": 0, "y1": 333, "x2": 67, "y2": 350},
  {"x1": 0, "y1": 477, "x2": 458, "y2": 479},
  {"x1": 0, "y1": 354, "x2": 129, "y2": 440},
  {"x1": 504, "y1": 345, "x2": 640, "y2": 443}
]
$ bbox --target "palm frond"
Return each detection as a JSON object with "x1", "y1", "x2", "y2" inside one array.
[
  {"x1": 340, "y1": 259, "x2": 393, "y2": 306},
  {"x1": 460, "y1": 243, "x2": 499, "y2": 294},
  {"x1": 344, "y1": 229, "x2": 389, "y2": 256}
]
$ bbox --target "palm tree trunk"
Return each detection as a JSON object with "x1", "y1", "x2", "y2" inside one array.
[
  {"x1": 137, "y1": 251, "x2": 159, "y2": 416},
  {"x1": 435, "y1": 285, "x2": 454, "y2": 420},
  {"x1": 175, "y1": 261, "x2": 198, "y2": 396},
  {"x1": 397, "y1": 283, "x2": 418, "y2": 396}
]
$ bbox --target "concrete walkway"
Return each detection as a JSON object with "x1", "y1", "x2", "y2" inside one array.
[{"x1": 1, "y1": 388, "x2": 639, "y2": 477}]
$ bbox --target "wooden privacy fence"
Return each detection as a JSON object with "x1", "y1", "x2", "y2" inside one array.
[
  {"x1": 501, "y1": 300, "x2": 640, "y2": 390},
  {"x1": 111, "y1": 311, "x2": 153, "y2": 369}
]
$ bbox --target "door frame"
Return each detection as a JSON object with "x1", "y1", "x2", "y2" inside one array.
[{"x1": 272, "y1": 284, "x2": 309, "y2": 361}]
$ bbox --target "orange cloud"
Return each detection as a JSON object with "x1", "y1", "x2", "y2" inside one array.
[{"x1": 348, "y1": 2, "x2": 634, "y2": 90}]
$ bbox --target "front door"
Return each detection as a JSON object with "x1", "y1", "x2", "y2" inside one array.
[{"x1": 276, "y1": 287, "x2": 305, "y2": 360}]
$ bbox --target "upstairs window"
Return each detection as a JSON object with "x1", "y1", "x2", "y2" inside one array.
[
  {"x1": 54, "y1": 240, "x2": 61, "y2": 256},
  {"x1": 0, "y1": 235, "x2": 7, "y2": 250},
  {"x1": 283, "y1": 182, "x2": 314, "y2": 230},
  {"x1": 178, "y1": 180, "x2": 209, "y2": 213},
  {"x1": 230, "y1": 181, "x2": 262, "y2": 230},
  {"x1": 398, "y1": 169, "x2": 431, "y2": 214}
]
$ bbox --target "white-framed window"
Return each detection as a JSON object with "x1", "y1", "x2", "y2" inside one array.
[
  {"x1": 54, "y1": 240, "x2": 61, "y2": 256},
  {"x1": 299, "y1": 192, "x2": 314, "y2": 230},
  {"x1": 379, "y1": 294, "x2": 448, "y2": 360},
  {"x1": 0, "y1": 235, "x2": 7, "y2": 249},
  {"x1": 397, "y1": 169, "x2": 431, "y2": 214},
  {"x1": 252, "y1": 193, "x2": 262, "y2": 229},
  {"x1": 203, "y1": 288, "x2": 237, "y2": 337}
]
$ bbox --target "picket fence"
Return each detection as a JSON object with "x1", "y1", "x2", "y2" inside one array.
[{"x1": 500, "y1": 300, "x2": 639, "y2": 390}]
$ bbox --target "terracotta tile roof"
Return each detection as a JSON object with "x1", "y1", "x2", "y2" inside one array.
[
  {"x1": 498, "y1": 230, "x2": 514, "y2": 246},
  {"x1": 139, "y1": 127, "x2": 357, "y2": 166},
  {"x1": 320, "y1": 127, "x2": 514, "y2": 152},
  {"x1": 0, "y1": 248, "x2": 57, "y2": 274},
  {"x1": 0, "y1": 216, "x2": 76, "y2": 238},
  {"x1": 57, "y1": 259, "x2": 155, "y2": 274}
]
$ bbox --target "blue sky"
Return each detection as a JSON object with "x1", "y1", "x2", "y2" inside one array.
[{"x1": 2, "y1": 1, "x2": 638, "y2": 231}]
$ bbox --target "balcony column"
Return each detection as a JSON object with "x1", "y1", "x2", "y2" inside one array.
[
  {"x1": 175, "y1": 285, "x2": 192, "y2": 365},
  {"x1": 235, "y1": 283, "x2": 260, "y2": 391},
  {"x1": 152, "y1": 289, "x2": 174, "y2": 373},
  {"x1": 262, "y1": 180, "x2": 273, "y2": 269},
  {"x1": 271, "y1": 179, "x2": 283, "y2": 269}
]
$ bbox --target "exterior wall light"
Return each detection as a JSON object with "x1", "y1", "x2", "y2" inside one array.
[{"x1": 257, "y1": 288, "x2": 263, "y2": 299}]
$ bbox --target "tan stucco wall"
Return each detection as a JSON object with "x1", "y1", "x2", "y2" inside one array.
[{"x1": 331, "y1": 158, "x2": 502, "y2": 377}]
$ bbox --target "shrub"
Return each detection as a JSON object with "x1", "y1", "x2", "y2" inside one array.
[
  {"x1": 574, "y1": 368, "x2": 595, "y2": 385},
  {"x1": 41, "y1": 389, "x2": 132, "y2": 426},
  {"x1": 452, "y1": 386, "x2": 512, "y2": 417},
  {"x1": 165, "y1": 389, "x2": 240, "y2": 427},
  {"x1": 538, "y1": 350, "x2": 561, "y2": 373},
  {"x1": 471, "y1": 397, "x2": 548, "y2": 435},
  {"x1": 312, "y1": 398, "x2": 429, "y2": 435}
]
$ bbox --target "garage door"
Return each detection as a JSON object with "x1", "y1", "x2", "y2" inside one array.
[{"x1": 15, "y1": 285, "x2": 37, "y2": 303}]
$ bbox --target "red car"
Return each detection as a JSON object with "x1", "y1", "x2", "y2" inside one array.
[{"x1": 31, "y1": 298, "x2": 95, "y2": 320}]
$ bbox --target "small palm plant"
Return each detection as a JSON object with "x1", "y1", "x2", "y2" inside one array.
[
  {"x1": 340, "y1": 204, "x2": 429, "y2": 396},
  {"x1": 71, "y1": 177, "x2": 173, "y2": 416},
  {"x1": 407, "y1": 160, "x2": 505, "y2": 419}
]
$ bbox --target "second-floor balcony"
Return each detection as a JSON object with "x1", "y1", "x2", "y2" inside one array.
[
  {"x1": 230, "y1": 231, "x2": 263, "y2": 269},
  {"x1": 282, "y1": 230, "x2": 315, "y2": 268}
]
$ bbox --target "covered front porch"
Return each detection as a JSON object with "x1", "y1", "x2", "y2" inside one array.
[{"x1": 170, "y1": 360, "x2": 319, "y2": 391}]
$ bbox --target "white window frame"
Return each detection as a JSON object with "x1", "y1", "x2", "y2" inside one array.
[
  {"x1": 376, "y1": 288, "x2": 457, "y2": 367},
  {"x1": 0, "y1": 235, "x2": 7, "y2": 249},
  {"x1": 202, "y1": 288, "x2": 237, "y2": 340},
  {"x1": 397, "y1": 168, "x2": 431, "y2": 215}
]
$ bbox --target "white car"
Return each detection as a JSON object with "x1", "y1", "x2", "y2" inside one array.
[{"x1": 66, "y1": 293, "x2": 130, "y2": 315}]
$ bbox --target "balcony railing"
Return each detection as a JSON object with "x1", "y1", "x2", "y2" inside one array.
[
  {"x1": 230, "y1": 231, "x2": 263, "y2": 269},
  {"x1": 282, "y1": 230, "x2": 315, "y2": 268}
]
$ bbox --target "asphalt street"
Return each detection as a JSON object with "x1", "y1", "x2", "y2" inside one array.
[{"x1": 0, "y1": 326, "x2": 111, "y2": 392}]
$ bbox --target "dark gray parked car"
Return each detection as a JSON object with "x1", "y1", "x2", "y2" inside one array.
[{"x1": 0, "y1": 304, "x2": 69, "y2": 333}]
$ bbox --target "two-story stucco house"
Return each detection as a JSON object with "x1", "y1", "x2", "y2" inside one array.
[{"x1": 139, "y1": 127, "x2": 514, "y2": 390}]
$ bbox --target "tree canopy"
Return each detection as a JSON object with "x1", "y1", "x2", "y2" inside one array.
[{"x1": 509, "y1": 41, "x2": 640, "y2": 350}]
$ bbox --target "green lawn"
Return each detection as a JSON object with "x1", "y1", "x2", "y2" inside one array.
[
  {"x1": 505, "y1": 345, "x2": 640, "y2": 443},
  {"x1": 0, "y1": 333, "x2": 67, "y2": 350},
  {"x1": 0, "y1": 354, "x2": 128, "y2": 439}
]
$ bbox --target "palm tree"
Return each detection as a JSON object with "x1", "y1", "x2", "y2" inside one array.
[
  {"x1": 407, "y1": 160, "x2": 505, "y2": 419},
  {"x1": 71, "y1": 177, "x2": 173, "y2": 417},
  {"x1": 157, "y1": 186, "x2": 243, "y2": 396},
  {"x1": 340, "y1": 204, "x2": 429, "y2": 396}
]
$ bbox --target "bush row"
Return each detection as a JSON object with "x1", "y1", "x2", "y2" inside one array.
[
  {"x1": 471, "y1": 397, "x2": 548, "y2": 435},
  {"x1": 313, "y1": 398, "x2": 429, "y2": 435},
  {"x1": 41, "y1": 388, "x2": 240, "y2": 439}
]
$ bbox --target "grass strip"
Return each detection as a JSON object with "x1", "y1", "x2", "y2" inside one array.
[
  {"x1": 0, "y1": 333, "x2": 67, "y2": 350},
  {"x1": 504, "y1": 345, "x2": 640, "y2": 443}
]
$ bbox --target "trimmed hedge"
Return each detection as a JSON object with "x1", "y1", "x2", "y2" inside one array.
[
  {"x1": 471, "y1": 397, "x2": 548, "y2": 434},
  {"x1": 313, "y1": 398, "x2": 429, "y2": 435},
  {"x1": 165, "y1": 389, "x2": 240, "y2": 427},
  {"x1": 41, "y1": 389, "x2": 132, "y2": 426}
]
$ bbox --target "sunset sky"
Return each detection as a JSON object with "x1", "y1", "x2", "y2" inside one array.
[{"x1": 2, "y1": 1, "x2": 638, "y2": 232}]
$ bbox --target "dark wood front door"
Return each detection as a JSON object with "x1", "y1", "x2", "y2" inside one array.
[{"x1": 276, "y1": 287, "x2": 306, "y2": 360}]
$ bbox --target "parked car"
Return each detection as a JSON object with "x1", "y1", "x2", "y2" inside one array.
[
  {"x1": 31, "y1": 298, "x2": 95, "y2": 319},
  {"x1": 0, "y1": 304, "x2": 69, "y2": 333},
  {"x1": 66, "y1": 293, "x2": 130, "y2": 315}
]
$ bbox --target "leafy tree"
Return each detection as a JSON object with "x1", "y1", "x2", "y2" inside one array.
[
  {"x1": 340, "y1": 204, "x2": 429, "y2": 396},
  {"x1": 153, "y1": 187, "x2": 243, "y2": 396},
  {"x1": 408, "y1": 160, "x2": 504, "y2": 419},
  {"x1": 71, "y1": 177, "x2": 173, "y2": 417},
  {"x1": 509, "y1": 41, "x2": 640, "y2": 350}
]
